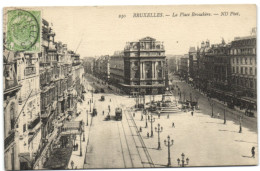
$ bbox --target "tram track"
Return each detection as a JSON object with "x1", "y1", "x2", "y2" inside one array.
[{"x1": 124, "y1": 109, "x2": 155, "y2": 168}]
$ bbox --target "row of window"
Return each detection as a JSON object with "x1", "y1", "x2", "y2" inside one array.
[
  {"x1": 232, "y1": 66, "x2": 256, "y2": 75},
  {"x1": 233, "y1": 77, "x2": 256, "y2": 89},
  {"x1": 232, "y1": 57, "x2": 256, "y2": 65},
  {"x1": 230, "y1": 48, "x2": 256, "y2": 55}
]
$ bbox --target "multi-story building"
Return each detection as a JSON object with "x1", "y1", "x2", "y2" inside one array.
[
  {"x1": 196, "y1": 33, "x2": 256, "y2": 112},
  {"x1": 189, "y1": 47, "x2": 198, "y2": 86},
  {"x1": 33, "y1": 18, "x2": 59, "y2": 169},
  {"x1": 93, "y1": 55, "x2": 110, "y2": 82},
  {"x1": 209, "y1": 41, "x2": 231, "y2": 101},
  {"x1": 110, "y1": 51, "x2": 125, "y2": 86},
  {"x1": 167, "y1": 55, "x2": 182, "y2": 74},
  {"x1": 4, "y1": 50, "x2": 21, "y2": 171},
  {"x1": 229, "y1": 35, "x2": 257, "y2": 110},
  {"x1": 179, "y1": 54, "x2": 189, "y2": 81},
  {"x1": 82, "y1": 57, "x2": 95, "y2": 74},
  {"x1": 16, "y1": 52, "x2": 41, "y2": 170},
  {"x1": 197, "y1": 40, "x2": 213, "y2": 93},
  {"x1": 123, "y1": 37, "x2": 167, "y2": 94},
  {"x1": 3, "y1": 17, "x2": 85, "y2": 170}
]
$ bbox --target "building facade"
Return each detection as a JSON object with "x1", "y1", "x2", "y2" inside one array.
[
  {"x1": 4, "y1": 51, "x2": 21, "y2": 171},
  {"x1": 17, "y1": 52, "x2": 41, "y2": 170},
  {"x1": 167, "y1": 55, "x2": 181, "y2": 74},
  {"x1": 123, "y1": 37, "x2": 167, "y2": 95},
  {"x1": 110, "y1": 51, "x2": 125, "y2": 86},
  {"x1": 194, "y1": 34, "x2": 256, "y2": 112},
  {"x1": 229, "y1": 35, "x2": 257, "y2": 110},
  {"x1": 189, "y1": 47, "x2": 198, "y2": 86},
  {"x1": 179, "y1": 54, "x2": 189, "y2": 82}
]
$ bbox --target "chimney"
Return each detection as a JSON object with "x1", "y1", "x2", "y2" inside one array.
[
  {"x1": 201, "y1": 41, "x2": 205, "y2": 48},
  {"x1": 206, "y1": 40, "x2": 210, "y2": 47}
]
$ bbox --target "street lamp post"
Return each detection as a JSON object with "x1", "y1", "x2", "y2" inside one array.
[
  {"x1": 80, "y1": 130, "x2": 82, "y2": 156},
  {"x1": 73, "y1": 134, "x2": 76, "y2": 150},
  {"x1": 164, "y1": 135, "x2": 174, "y2": 167},
  {"x1": 82, "y1": 121, "x2": 85, "y2": 142},
  {"x1": 148, "y1": 112, "x2": 155, "y2": 137},
  {"x1": 89, "y1": 99, "x2": 91, "y2": 112},
  {"x1": 145, "y1": 110, "x2": 148, "y2": 128},
  {"x1": 210, "y1": 100, "x2": 214, "y2": 117},
  {"x1": 86, "y1": 110, "x2": 89, "y2": 126},
  {"x1": 239, "y1": 114, "x2": 243, "y2": 133},
  {"x1": 177, "y1": 153, "x2": 189, "y2": 167},
  {"x1": 223, "y1": 107, "x2": 226, "y2": 124},
  {"x1": 92, "y1": 87, "x2": 93, "y2": 103},
  {"x1": 155, "y1": 123, "x2": 163, "y2": 150}
]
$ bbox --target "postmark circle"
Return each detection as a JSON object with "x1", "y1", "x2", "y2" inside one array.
[{"x1": 7, "y1": 9, "x2": 40, "y2": 51}]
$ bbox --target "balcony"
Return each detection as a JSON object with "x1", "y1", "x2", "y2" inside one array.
[
  {"x1": 24, "y1": 66, "x2": 36, "y2": 76},
  {"x1": 28, "y1": 116, "x2": 41, "y2": 130},
  {"x1": 5, "y1": 131, "x2": 15, "y2": 149},
  {"x1": 72, "y1": 61, "x2": 81, "y2": 66}
]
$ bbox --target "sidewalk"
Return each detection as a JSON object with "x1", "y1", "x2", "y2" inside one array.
[
  {"x1": 176, "y1": 76, "x2": 257, "y2": 119},
  {"x1": 66, "y1": 91, "x2": 94, "y2": 169}
]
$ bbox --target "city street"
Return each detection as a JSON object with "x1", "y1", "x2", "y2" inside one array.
[
  {"x1": 78, "y1": 77, "x2": 153, "y2": 168},
  {"x1": 68, "y1": 74, "x2": 258, "y2": 168},
  {"x1": 169, "y1": 74, "x2": 257, "y2": 132}
]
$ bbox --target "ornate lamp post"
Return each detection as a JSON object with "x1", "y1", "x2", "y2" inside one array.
[
  {"x1": 164, "y1": 135, "x2": 174, "y2": 167},
  {"x1": 145, "y1": 110, "x2": 148, "y2": 128},
  {"x1": 155, "y1": 123, "x2": 163, "y2": 150},
  {"x1": 148, "y1": 112, "x2": 155, "y2": 137},
  {"x1": 177, "y1": 153, "x2": 189, "y2": 167},
  {"x1": 86, "y1": 110, "x2": 89, "y2": 126}
]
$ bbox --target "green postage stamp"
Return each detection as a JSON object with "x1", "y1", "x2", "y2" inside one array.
[{"x1": 6, "y1": 9, "x2": 41, "y2": 52}]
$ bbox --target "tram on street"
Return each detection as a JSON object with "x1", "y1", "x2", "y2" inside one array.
[{"x1": 115, "y1": 108, "x2": 122, "y2": 121}]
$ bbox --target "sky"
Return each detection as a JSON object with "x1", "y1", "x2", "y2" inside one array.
[{"x1": 42, "y1": 5, "x2": 256, "y2": 57}]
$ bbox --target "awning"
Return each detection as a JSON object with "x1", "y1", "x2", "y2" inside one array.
[
  {"x1": 63, "y1": 121, "x2": 81, "y2": 130},
  {"x1": 19, "y1": 152, "x2": 36, "y2": 163},
  {"x1": 241, "y1": 96, "x2": 257, "y2": 104},
  {"x1": 210, "y1": 88, "x2": 224, "y2": 94},
  {"x1": 120, "y1": 83, "x2": 165, "y2": 88}
]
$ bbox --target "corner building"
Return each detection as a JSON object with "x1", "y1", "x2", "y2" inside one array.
[{"x1": 123, "y1": 37, "x2": 167, "y2": 95}]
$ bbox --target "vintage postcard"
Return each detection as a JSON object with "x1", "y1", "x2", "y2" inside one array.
[{"x1": 3, "y1": 5, "x2": 257, "y2": 170}]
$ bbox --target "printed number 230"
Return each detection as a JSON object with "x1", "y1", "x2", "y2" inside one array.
[{"x1": 119, "y1": 14, "x2": 126, "y2": 19}]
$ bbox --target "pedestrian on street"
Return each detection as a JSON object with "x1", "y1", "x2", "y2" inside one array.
[
  {"x1": 158, "y1": 113, "x2": 160, "y2": 119},
  {"x1": 103, "y1": 111, "x2": 104, "y2": 115},
  {"x1": 147, "y1": 132, "x2": 149, "y2": 138},
  {"x1": 141, "y1": 115, "x2": 143, "y2": 121},
  {"x1": 251, "y1": 147, "x2": 255, "y2": 158},
  {"x1": 71, "y1": 161, "x2": 74, "y2": 169},
  {"x1": 191, "y1": 111, "x2": 193, "y2": 116},
  {"x1": 217, "y1": 113, "x2": 220, "y2": 118},
  {"x1": 172, "y1": 122, "x2": 175, "y2": 128},
  {"x1": 140, "y1": 127, "x2": 142, "y2": 132},
  {"x1": 148, "y1": 115, "x2": 150, "y2": 120},
  {"x1": 167, "y1": 114, "x2": 169, "y2": 119}
]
